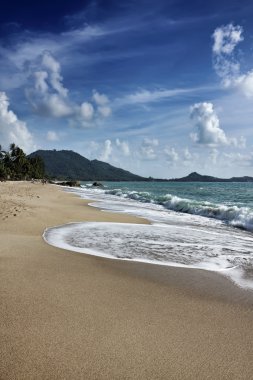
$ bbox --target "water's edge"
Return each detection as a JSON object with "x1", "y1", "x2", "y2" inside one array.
[{"x1": 42, "y1": 185, "x2": 253, "y2": 291}]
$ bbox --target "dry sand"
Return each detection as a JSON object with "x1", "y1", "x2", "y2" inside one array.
[{"x1": 0, "y1": 181, "x2": 253, "y2": 380}]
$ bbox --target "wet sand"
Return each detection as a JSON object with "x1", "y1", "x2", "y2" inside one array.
[{"x1": 0, "y1": 181, "x2": 253, "y2": 379}]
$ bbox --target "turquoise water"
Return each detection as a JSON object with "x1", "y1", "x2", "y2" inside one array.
[
  {"x1": 92, "y1": 181, "x2": 253, "y2": 206},
  {"x1": 44, "y1": 181, "x2": 253, "y2": 289},
  {"x1": 81, "y1": 181, "x2": 253, "y2": 231}
]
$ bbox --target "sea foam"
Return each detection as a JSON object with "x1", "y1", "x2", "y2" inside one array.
[
  {"x1": 47, "y1": 184, "x2": 253, "y2": 289},
  {"x1": 102, "y1": 188, "x2": 253, "y2": 231},
  {"x1": 44, "y1": 220, "x2": 253, "y2": 289}
]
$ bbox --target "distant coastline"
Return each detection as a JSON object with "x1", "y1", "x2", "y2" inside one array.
[
  {"x1": 168, "y1": 171, "x2": 253, "y2": 183},
  {"x1": 29, "y1": 149, "x2": 253, "y2": 182}
]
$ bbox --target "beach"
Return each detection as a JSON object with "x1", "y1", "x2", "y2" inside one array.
[{"x1": 1, "y1": 181, "x2": 253, "y2": 380}]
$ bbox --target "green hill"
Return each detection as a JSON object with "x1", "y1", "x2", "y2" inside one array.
[{"x1": 28, "y1": 150, "x2": 147, "y2": 181}]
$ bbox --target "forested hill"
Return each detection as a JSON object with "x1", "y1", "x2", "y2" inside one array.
[{"x1": 28, "y1": 150, "x2": 147, "y2": 181}]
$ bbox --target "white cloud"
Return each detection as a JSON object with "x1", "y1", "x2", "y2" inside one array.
[
  {"x1": 234, "y1": 71, "x2": 253, "y2": 98},
  {"x1": 99, "y1": 139, "x2": 112, "y2": 161},
  {"x1": 27, "y1": 52, "x2": 111, "y2": 125},
  {"x1": 98, "y1": 106, "x2": 112, "y2": 117},
  {"x1": 47, "y1": 130, "x2": 59, "y2": 141},
  {"x1": 183, "y1": 147, "x2": 192, "y2": 161},
  {"x1": 80, "y1": 102, "x2": 94, "y2": 121},
  {"x1": 92, "y1": 91, "x2": 111, "y2": 117},
  {"x1": 190, "y1": 102, "x2": 233, "y2": 146},
  {"x1": 164, "y1": 146, "x2": 179, "y2": 163},
  {"x1": 42, "y1": 51, "x2": 68, "y2": 98},
  {"x1": 140, "y1": 146, "x2": 156, "y2": 160},
  {"x1": 27, "y1": 52, "x2": 72, "y2": 118},
  {"x1": 0, "y1": 92, "x2": 35, "y2": 153},
  {"x1": 0, "y1": 24, "x2": 107, "y2": 71},
  {"x1": 34, "y1": 71, "x2": 48, "y2": 94},
  {"x1": 182, "y1": 147, "x2": 199, "y2": 166},
  {"x1": 139, "y1": 138, "x2": 159, "y2": 160},
  {"x1": 222, "y1": 152, "x2": 253, "y2": 167},
  {"x1": 115, "y1": 87, "x2": 206, "y2": 107},
  {"x1": 116, "y1": 138, "x2": 130, "y2": 156},
  {"x1": 30, "y1": 93, "x2": 72, "y2": 118},
  {"x1": 92, "y1": 90, "x2": 109, "y2": 105},
  {"x1": 212, "y1": 24, "x2": 243, "y2": 55},
  {"x1": 212, "y1": 24, "x2": 243, "y2": 87},
  {"x1": 212, "y1": 23, "x2": 253, "y2": 99}
]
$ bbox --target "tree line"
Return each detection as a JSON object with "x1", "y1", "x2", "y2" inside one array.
[{"x1": 0, "y1": 143, "x2": 45, "y2": 180}]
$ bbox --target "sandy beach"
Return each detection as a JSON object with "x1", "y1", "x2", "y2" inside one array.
[{"x1": 0, "y1": 181, "x2": 253, "y2": 380}]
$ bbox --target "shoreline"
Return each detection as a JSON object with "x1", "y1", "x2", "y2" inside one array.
[
  {"x1": 1, "y1": 181, "x2": 253, "y2": 379},
  {"x1": 56, "y1": 185, "x2": 253, "y2": 296}
]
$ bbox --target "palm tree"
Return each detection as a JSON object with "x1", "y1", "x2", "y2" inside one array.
[{"x1": 0, "y1": 145, "x2": 7, "y2": 162}]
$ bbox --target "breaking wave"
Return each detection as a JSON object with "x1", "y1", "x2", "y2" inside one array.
[{"x1": 89, "y1": 188, "x2": 253, "y2": 231}]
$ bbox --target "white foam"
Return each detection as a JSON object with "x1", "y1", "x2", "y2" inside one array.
[
  {"x1": 75, "y1": 184, "x2": 253, "y2": 232},
  {"x1": 44, "y1": 221, "x2": 253, "y2": 289}
]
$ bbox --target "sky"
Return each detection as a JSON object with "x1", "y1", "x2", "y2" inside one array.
[{"x1": 0, "y1": 0, "x2": 253, "y2": 178}]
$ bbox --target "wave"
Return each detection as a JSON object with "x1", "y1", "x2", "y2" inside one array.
[
  {"x1": 162, "y1": 195, "x2": 253, "y2": 231},
  {"x1": 44, "y1": 221, "x2": 253, "y2": 290},
  {"x1": 80, "y1": 186, "x2": 253, "y2": 231}
]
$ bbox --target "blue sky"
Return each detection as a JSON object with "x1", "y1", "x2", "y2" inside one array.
[{"x1": 0, "y1": 0, "x2": 253, "y2": 178}]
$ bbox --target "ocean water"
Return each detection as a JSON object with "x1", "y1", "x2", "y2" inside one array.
[{"x1": 44, "y1": 181, "x2": 253, "y2": 289}]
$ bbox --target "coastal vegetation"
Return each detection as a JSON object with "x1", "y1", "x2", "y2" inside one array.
[{"x1": 0, "y1": 143, "x2": 45, "y2": 180}]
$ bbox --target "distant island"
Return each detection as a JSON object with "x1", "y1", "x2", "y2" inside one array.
[{"x1": 168, "y1": 171, "x2": 253, "y2": 182}]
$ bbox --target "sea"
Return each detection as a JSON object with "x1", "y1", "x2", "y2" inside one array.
[{"x1": 44, "y1": 181, "x2": 253, "y2": 290}]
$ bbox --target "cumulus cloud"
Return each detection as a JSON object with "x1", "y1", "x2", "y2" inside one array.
[
  {"x1": 234, "y1": 71, "x2": 253, "y2": 98},
  {"x1": 183, "y1": 148, "x2": 192, "y2": 161},
  {"x1": 182, "y1": 148, "x2": 200, "y2": 166},
  {"x1": 190, "y1": 102, "x2": 227, "y2": 145},
  {"x1": 99, "y1": 139, "x2": 112, "y2": 161},
  {"x1": 27, "y1": 51, "x2": 72, "y2": 118},
  {"x1": 139, "y1": 138, "x2": 159, "y2": 160},
  {"x1": 27, "y1": 52, "x2": 111, "y2": 126},
  {"x1": 98, "y1": 106, "x2": 112, "y2": 117},
  {"x1": 47, "y1": 130, "x2": 59, "y2": 141},
  {"x1": 116, "y1": 138, "x2": 130, "y2": 156},
  {"x1": 0, "y1": 92, "x2": 35, "y2": 153},
  {"x1": 164, "y1": 146, "x2": 179, "y2": 163},
  {"x1": 34, "y1": 93, "x2": 72, "y2": 118},
  {"x1": 190, "y1": 102, "x2": 244, "y2": 147},
  {"x1": 80, "y1": 102, "x2": 94, "y2": 121},
  {"x1": 212, "y1": 24, "x2": 243, "y2": 55},
  {"x1": 92, "y1": 90, "x2": 109, "y2": 106},
  {"x1": 212, "y1": 23, "x2": 253, "y2": 98},
  {"x1": 92, "y1": 91, "x2": 112, "y2": 117}
]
